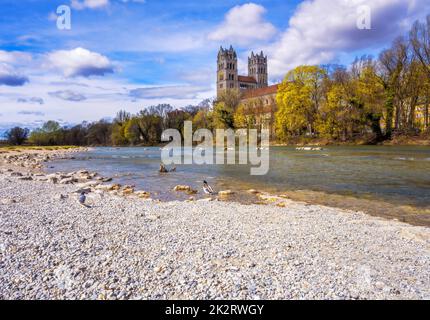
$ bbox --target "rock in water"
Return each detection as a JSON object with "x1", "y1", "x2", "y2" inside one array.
[{"x1": 174, "y1": 185, "x2": 192, "y2": 192}]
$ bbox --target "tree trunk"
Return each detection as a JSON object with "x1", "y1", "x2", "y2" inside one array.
[
  {"x1": 425, "y1": 97, "x2": 429, "y2": 130},
  {"x1": 394, "y1": 103, "x2": 401, "y2": 130},
  {"x1": 408, "y1": 97, "x2": 418, "y2": 130},
  {"x1": 385, "y1": 90, "x2": 395, "y2": 138}
]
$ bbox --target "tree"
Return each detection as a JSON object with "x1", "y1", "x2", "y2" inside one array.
[
  {"x1": 29, "y1": 121, "x2": 63, "y2": 145},
  {"x1": 183, "y1": 98, "x2": 214, "y2": 118},
  {"x1": 410, "y1": 15, "x2": 430, "y2": 78},
  {"x1": 275, "y1": 65, "x2": 327, "y2": 140},
  {"x1": 377, "y1": 38, "x2": 409, "y2": 137},
  {"x1": 165, "y1": 109, "x2": 191, "y2": 137},
  {"x1": 234, "y1": 103, "x2": 256, "y2": 129},
  {"x1": 353, "y1": 57, "x2": 385, "y2": 140},
  {"x1": 124, "y1": 117, "x2": 142, "y2": 145},
  {"x1": 111, "y1": 110, "x2": 130, "y2": 145},
  {"x1": 216, "y1": 88, "x2": 242, "y2": 110},
  {"x1": 5, "y1": 127, "x2": 29, "y2": 145},
  {"x1": 86, "y1": 120, "x2": 112, "y2": 145},
  {"x1": 63, "y1": 124, "x2": 88, "y2": 146},
  {"x1": 192, "y1": 108, "x2": 213, "y2": 130},
  {"x1": 317, "y1": 73, "x2": 359, "y2": 141},
  {"x1": 111, "y1": 123, "x2": 129, "y2": 146},
  {"x1": 213, "y1": 102, "x2": 235, "y2": 129}
]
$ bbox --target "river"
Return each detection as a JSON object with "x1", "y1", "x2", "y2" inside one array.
[{"x1": 45, "y1": 146, "x2": 430, "y2": 226}]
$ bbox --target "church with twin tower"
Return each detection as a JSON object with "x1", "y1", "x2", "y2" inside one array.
[
  {"x1": 217, "y1": 45, "x2": 269, "y2": 97},
  {"x1": 216, "y1": 45, "x2": 280, "y2": 135}
]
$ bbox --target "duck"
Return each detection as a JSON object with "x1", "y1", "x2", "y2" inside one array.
[
  {"x1": 203, "y1": 180, "x2": 215, "y2": 195},
  {"x1": 79, "y1": 192, "x2": 86, "y2": 205}
]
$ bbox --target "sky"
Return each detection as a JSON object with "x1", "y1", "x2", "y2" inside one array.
[{"x1": 1, "y1": 0, "x2": 430, "y2": 133}]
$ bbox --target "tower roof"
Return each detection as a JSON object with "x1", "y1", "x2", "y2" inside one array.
[
  {"x1": 249, "y1": 50, "x2": 267, "y2": 60},
  {"x1": 218, "y1": 45, "x2": 237, "y2": 59}
]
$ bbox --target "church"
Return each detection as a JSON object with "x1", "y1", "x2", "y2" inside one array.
[{"x1": 216, "y1": 45, "x2": 279, "y2": 133}]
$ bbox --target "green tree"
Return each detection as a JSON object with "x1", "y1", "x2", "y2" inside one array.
[
  {"x1": 192, "y1": 108, "x2": 213, "y2": 130},
  {"x1": 29, "y1": 121, "x2": 63, "y2": 145},
  {"x1": 111, "y1": 110, "x2": 130, "y2": 146},
  {"x1": 213, "y1": 102, "x2": 235, "y2": 129},
  {"x1": 5, "y1": 127, "x2": 29, "y2": 145},
  {"x1": 124, "y1": 117, "x2": 142, "y2": 145},
  {"x1": 275, "y1": 65, "x2": 327, "y2": 140},
  {"x1": 86, "y1": 120, "x2": 112, "y2": 145}
]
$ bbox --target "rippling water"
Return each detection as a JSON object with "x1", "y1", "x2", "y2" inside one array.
[{"x1": 45, "y1": 146, "x2": 430, "y2": 210}]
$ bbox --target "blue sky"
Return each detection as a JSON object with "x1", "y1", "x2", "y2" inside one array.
[{"x1": 1, "y1": 0, "x2": 429, "y2": 133}]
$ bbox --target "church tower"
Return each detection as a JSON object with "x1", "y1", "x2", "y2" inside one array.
[
  {"x1": 217, "y1": 46, "x2": 238, "y2": 97},
  {"x1": 248, "y1": 51, "x2": 268, "y2": 88}
]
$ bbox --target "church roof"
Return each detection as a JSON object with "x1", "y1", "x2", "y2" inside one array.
[
  {"x1": 242, "y1": 84, "x2": 280, "y2": 99},
  {"x1": 238, "y1": 75, "x2": 257, "y2": 83}
]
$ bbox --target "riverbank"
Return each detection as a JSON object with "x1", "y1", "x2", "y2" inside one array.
[
  {"x1": 0, "y1": 148, "x2": 429, "y2": 300},
  {"x1": 271, "y1": 132, "x2": 430, "y2": 147},
  {"x1": 2, "y1": 147, "x2": 430, "y2": 227}
]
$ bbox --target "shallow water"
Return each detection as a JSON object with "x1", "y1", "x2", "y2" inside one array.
[{"x1": 45, "y1": 146, "x2": 430, "y2": 223}]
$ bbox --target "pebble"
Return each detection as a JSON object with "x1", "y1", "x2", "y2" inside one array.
[{"x1": 0, "y1": 148, "x2": 429, "y2": 300}]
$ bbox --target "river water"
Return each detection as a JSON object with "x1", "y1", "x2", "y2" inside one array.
[{"x1": 45, "y1": 146, "x2": 430, "y2": 225}]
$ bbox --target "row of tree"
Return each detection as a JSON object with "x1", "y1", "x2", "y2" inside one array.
[
  {"x1": 4, "y1": 16, "x2": 430, "y2": 146},
  {"x1": 189, "y1": 15, "x2": 430, "y2": 143},
  {"x1": 3, "y1": 101, "x2": 213, "y2": 146},
  {"x1": 274, "y1": 16, "x2": 430, "y2": 142}
]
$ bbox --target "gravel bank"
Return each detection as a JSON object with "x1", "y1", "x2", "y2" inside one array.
[{"x1": 0, "y1": 170, "x2": 429, "y2": 300}]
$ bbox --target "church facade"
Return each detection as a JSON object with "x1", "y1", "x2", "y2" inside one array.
[
  {"x1": 216, "y1": 45, "x2": 279, "y2": 134},
  {"x1": 216, "y1": 45, "x2": 269, "y2": 95}
]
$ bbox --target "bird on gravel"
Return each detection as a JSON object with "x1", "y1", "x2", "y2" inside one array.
[
  {"x1": 203, "y1": 180, "x2": 214, "y2": 195},
  {"x1": 79, "y1": 192, "x2": 86, "y2": 206}
]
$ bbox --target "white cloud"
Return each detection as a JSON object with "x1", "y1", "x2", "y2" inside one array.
[
  {"x1": 208, "y1": 3, "x2": 276, "y2": 46},
  {"x1": 0, "y1": 50, "x2": 32, "y2": 64},
  {"x1": 17, "y1": 97, "x2": 45, "y2": 105},
  {"x1": 71, "y1": 0, "x2": 145, "y2": 10},
  {"x1": 47, "y1": 48, "x2": 115, "y2": 78},
  {"x1": 71, "y1": 0, "x2": 109, "y2": 10},
  {"x1": 268, "y1": 0, "x2": 430, "y2": 79},
  {"x1": 0, "y1": 63, "x2": 29, "y2": 87},
  {"x1": 49, "y1": 90, "x2": 87, "y2": 102},
  {"x1": 18, "y1": 110, "x2": 45, "y2": 116},
  {"x1": 129, "y1": 85, "x2": 211, "y2": 100}
]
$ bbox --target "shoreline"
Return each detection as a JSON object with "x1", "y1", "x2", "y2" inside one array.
[
  {"x1": 0, "y1": 148, "x2": 429, "y2": 299},
  {"x1": 1, "y1": 146, "x2": 429, "y2": 227}
]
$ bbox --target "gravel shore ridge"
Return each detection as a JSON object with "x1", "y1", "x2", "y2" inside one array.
[{"x1": 0, "y1": 149, "x2": 429, "y2": 300}]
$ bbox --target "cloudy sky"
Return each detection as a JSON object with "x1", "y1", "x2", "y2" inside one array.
[{"x1": 1, "y1": 0, "x2": 429, "y2": 133}]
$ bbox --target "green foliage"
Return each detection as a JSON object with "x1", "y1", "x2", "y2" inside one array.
[
  {"x1": 5, "y1": 127, "x2": 30, "y2": 145},
  {"x1": 192, "y1": 109, "x2": 213, "y2": 130},
  {"x1": 29, "y1": 121, "x2": 63, "y2": 146},
  {"x1": 275, "y1": 65, "x2": 327, "y2": 139},
  {"x1": 213, "y1": 102, "x2": 235, "y2": 129},
  {"x1": 8, "y1": 14, "x2": 430, "y2": 147},
  {"x1": 234, "y1": 104, "x2": 256, "y2": 129}
]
